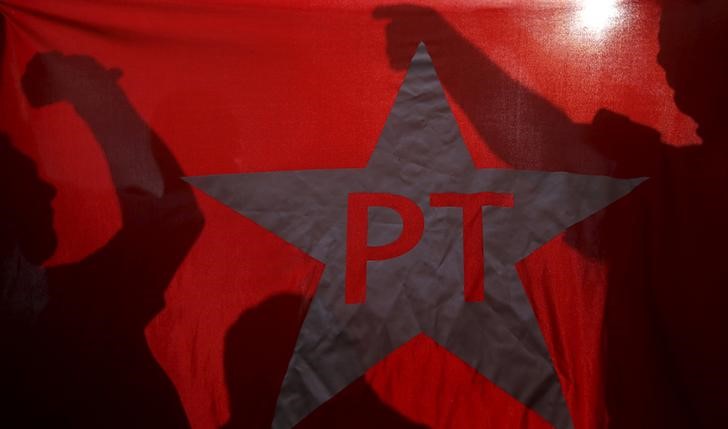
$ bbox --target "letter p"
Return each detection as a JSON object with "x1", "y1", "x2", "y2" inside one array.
[{"x1": 346, "y1": 193, "x2": 424, "y2": 304}]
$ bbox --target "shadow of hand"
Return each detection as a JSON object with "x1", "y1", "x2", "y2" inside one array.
[
  {"x1": 22, "y1": 51, "x2": 122, "y2": 107},
  {"x1": 373, "y1": 4, "x2": 451, "y2": 70}
]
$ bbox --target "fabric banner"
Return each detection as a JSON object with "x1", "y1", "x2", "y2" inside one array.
[{"x1": 1, "y1": 1, "x2": 726, "y2": 428}]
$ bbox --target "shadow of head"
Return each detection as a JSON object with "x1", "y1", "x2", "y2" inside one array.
[
  {"x1": 658, "y1": 0, "x2": 728, "y2": 139},
  {"x1": 0, "y1": 135, "x2": 57, "y2": 265},
  {"x1": 222, "y1": 294, "x2": 307, "y2": 428},
  {"x1": 221, "y1": 294, "x2": 428, "y2": 428}
]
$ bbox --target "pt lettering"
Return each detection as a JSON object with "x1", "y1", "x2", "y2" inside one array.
[{"x1": 346, "y1": 192, "x2": 513, "y2": 304}]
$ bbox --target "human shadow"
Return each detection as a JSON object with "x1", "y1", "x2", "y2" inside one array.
[
  {"x1": 1, "y1": 50, "x2": 203, "y2": 427},
  {"x1": 0, "y1": 13, "x2": 47, "y2": 428},
  {"x1": 222, "y1": 293, "x2": 428, "y2": 429},
  {"x1": 0, "y1": 134, "x2": 52, "y2": 428},
  {"x1": 374, "y1": 2, "x2": 728, "y2": 428}
]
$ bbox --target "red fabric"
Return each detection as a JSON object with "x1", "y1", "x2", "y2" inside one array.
[{"x1": 1, "y1": 1, "x2": 725, "y2": 428}]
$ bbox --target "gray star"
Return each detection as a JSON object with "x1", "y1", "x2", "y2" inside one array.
[{"x1": 186, "y1": 43, "x2": 643, "y2": 429}]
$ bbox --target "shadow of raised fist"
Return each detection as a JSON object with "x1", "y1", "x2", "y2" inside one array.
[
  {"x1": 22, "y1": 51, "x2": 122, "y2": 107},
  {"x1": 373, "y1": 4, "x2": 451, "y2": 70}
]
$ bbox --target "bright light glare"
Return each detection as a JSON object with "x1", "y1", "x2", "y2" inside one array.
[{"x1": 576, "y1": 0, "x2": 622, "y2": 35}]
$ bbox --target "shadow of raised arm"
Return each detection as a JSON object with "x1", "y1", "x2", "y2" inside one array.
[
  {"x1": 16, "y1": 52, "x2": 203, "y2": 428},
  {"x1": 374, "y1": 4, "x2": 612, "y2": 173}
]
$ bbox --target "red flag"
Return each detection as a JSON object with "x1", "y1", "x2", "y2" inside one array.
[{"x1": 1, "y1": 1, "x2": 726, "y2": 428}]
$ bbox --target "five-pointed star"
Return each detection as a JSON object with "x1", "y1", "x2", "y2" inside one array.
[{"x1": 186, "y1": 43, "x2": 643, "y2": 429}]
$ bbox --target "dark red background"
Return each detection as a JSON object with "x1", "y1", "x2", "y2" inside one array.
[{"x1": 0, "y1": 1, "x2": 708, "y2": 428}]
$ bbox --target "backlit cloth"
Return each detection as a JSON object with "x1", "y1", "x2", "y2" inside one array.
[{"x1": 1, "y1": 1, "x2": 726, "y2": 428}]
